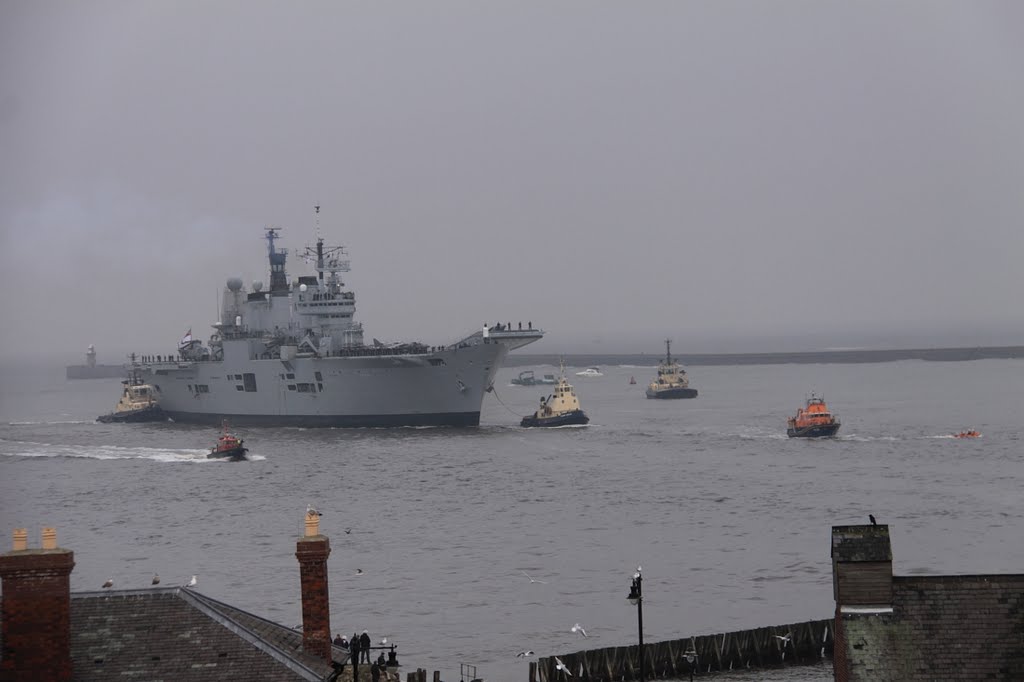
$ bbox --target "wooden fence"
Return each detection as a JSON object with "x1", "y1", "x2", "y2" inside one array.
[{"x1": 531, "y1": 617, "x2": 832, "y2": 681}]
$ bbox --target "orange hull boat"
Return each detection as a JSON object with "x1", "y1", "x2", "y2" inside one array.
[{"x1": 787, "y1": 394, "x2": 841, "y2": 438}]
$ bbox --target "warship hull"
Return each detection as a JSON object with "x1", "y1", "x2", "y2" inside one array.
[{"x1": 140, "y1": 331, "x2": 533, "y2": 428}]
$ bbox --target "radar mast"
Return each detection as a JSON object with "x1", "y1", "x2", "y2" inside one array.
[{"x1": 303, "y1": 206, "x2": 349, "y2": 287}]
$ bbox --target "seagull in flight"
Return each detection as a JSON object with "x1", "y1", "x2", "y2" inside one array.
[
  {"x1": 354, "y1": 568, "x2": 363, "y2": 576},
  {"x1": 554, "y1": 656, "x2": 572, "y2": 677},
  {"x1": 185, "y1": 575, "x2": 197, "y2": 588},
  {"x1": 306, "y1": 504, "x2": 322, "y2": 517},
  {"x1": 516, "y1": 650, "x2": 535, "y2": 658},
  {"x1": 102, "y1": 578, "x2": 113, "y2": 589},
  {"x1": 152, "y1": 574, "x2": 160, "y2": 585},
  {"x1": 571, "y1": 623, "x2": 588, "y2": 638},
  {"x1": 775, "y1": 633, "x2": 791, "y2": 644},
  {"x1": 521, "y1": 571, "x2": 547, "y2": 584},
  {"x1": 345, "y1": 528, "x2": 352, "y2": 534}
]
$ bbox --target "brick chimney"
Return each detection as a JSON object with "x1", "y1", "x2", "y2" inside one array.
[
  {"x1": 295, "y1": 511, "x2": 332, "y2": 663},
  {"x1": 0, "y1": 527, "x2": 76, "y2": 682},
  {"x1": 831, "y1": 524, "x2": 893, "y2": 682}
]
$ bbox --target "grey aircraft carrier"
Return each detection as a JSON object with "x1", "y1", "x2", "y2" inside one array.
[{"x1": 137, "y1": 213, "x2": 542, "y2": 427}]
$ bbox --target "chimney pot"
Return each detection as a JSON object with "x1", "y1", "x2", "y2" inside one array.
[
  {"x1": 304, "y1": 511, "x2": 320, "y2": 537},
  {"x1": 12, "y1": 528, "x2": 27, "y2": 551},
  {"x1": 42, "y1": 527, "x2": 57, "y2": 550}
]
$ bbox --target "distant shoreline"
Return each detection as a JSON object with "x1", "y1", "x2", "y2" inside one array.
[{"x1": 505, "y1": 345, "x2": 1024, "y2": 367}]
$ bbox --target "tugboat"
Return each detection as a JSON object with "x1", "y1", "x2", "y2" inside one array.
[
  {"x1": 208, "y1": 421, "x2": 248, "y2": 460},
  {"x1": 96, "y1": 363, "x2": 165, "y2": 423},
  {"x1": 521, "y1": 369, "x2": 589, "y2": 427},
  {"x1": 786, "y1": 394, "x2": 841, "y2": 438},
  {"x1": 646, "y1": 339, "x2": 698, "y2": 399}
]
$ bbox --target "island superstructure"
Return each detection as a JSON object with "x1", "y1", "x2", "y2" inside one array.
[{"x1": 137, "y1": 212, "x2": 542, "y2": 427}]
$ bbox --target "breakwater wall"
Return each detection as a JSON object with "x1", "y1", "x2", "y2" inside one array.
[
  {"x1": 505, "y1": 345, "x2": 1024, "y2": 368},
  {"x1": 530, "y1": 617, "x2": 832, "y2": 681}
]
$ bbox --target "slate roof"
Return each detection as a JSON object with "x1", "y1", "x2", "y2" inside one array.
[
  {"x1": 840, "y1": 574, "x2": 1024, "y2": 681},
  {"x1": 69, "y1": 587, "x2": 346, "y2": 681}
]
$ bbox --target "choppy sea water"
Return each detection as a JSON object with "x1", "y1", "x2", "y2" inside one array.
[{"x1": 1, "y1": 358, "x2": 1021, "y2": 682}]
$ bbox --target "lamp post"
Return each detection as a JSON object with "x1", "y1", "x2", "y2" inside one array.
[{"x1": 627, "y1": 567, "x2": 644, "y2": 682}]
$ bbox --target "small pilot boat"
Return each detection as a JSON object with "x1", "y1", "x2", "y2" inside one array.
[
  {"x1": 521, "y1": 370, "x2": 589, "y2": 428},
  {"x1": 952, "y1": 430, "x2": 981, "y2": 439},
  {"x1": 786, "y1": 394, "x2": 841, "y2": 438},
  {"x1": 209, "y1": 421, "x2": 248, "y2": 460},
  {"x1": 575, "y1": 367, "x2": 603, "y2": 377},
  {"x1": 511, "y1": 370, "x2": 538, "y2": 386}
]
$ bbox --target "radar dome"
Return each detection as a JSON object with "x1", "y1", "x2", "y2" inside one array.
[
  {"x1": 252, "y1": 281, "x2": 264, "y2": 292},
  {"x1": 299, "y1": 283, "x2": 307, "y2": 292},
  {"x1": 226, "y1": 277, "x2": 243, "y2": 292}
]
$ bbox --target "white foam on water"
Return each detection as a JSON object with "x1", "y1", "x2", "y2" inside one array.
[
  {"x1": 6, "y1": 441, "x2": 214, "y2": 463},
  {"x1": 8, "y1": 420, "x2": 94, "y2": 426}
]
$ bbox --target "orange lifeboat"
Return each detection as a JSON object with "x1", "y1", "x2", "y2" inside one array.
[
  {"x1": 208, "y1": 420, "x2": 248, "y2": 460},
  {"x1": 786, "y1": 394, "x2": 841, "y2": 438}
]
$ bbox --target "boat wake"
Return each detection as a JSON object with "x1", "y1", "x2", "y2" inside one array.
[
  {"x1": 1, "y1": 440, "x2": 265, "y2": 462},
  {"x1": 8, "y1": 420, "x2": 95, "y2": 426}
]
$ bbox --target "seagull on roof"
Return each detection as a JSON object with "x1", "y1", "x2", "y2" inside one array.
[
  {"x1": 379, "y1": 637, "x2": 388, "y2": 645},
  {"x1": 516, "y1": 650, "x2": 535, "y2": 658},
  {"x1": 869, "y1": 514, "x2": 877, "y2": 526},
  {"x1": 571, "y1": 623, "x2": 588, "y2": 638},
  {"x1": 185, "y1": 575, "x2": 197, "y2": 588},
  {"x1": 306, "y1": 504, "x2": 322, "y2": 517},
  {"x1": 554, "y1": 656, "x2": 572, "y2": 677},
  {"x1": 152, "y1": 574, "x2": 160, "y2": 585},
  {"x1": 102, "y1": 578, "x2": 113, "y2": 589},
  {"x1": 521, "y1": 571, "x2": 547, "y2": 584}
]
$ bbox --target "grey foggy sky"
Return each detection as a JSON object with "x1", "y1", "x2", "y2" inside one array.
[{"x1": 2, "y1": 1, "x2": 1023, "y2": 363}]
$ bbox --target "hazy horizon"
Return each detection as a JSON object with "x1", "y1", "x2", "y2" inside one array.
[{"x1": 2, "y1": 2, "x2": 1022, "y2": 365}]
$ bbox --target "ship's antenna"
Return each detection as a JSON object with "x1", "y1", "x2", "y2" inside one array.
[{"x1": 314, "y1": 204, "x2": 322, "y2": 242}]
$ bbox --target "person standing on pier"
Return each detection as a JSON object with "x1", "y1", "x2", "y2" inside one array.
[
  {"x1": 359, "y1": 630, "x2": 372, "y2": 663},
  {"x1": 350, "y1": 631, "x2": 361, "y2": 664}
]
